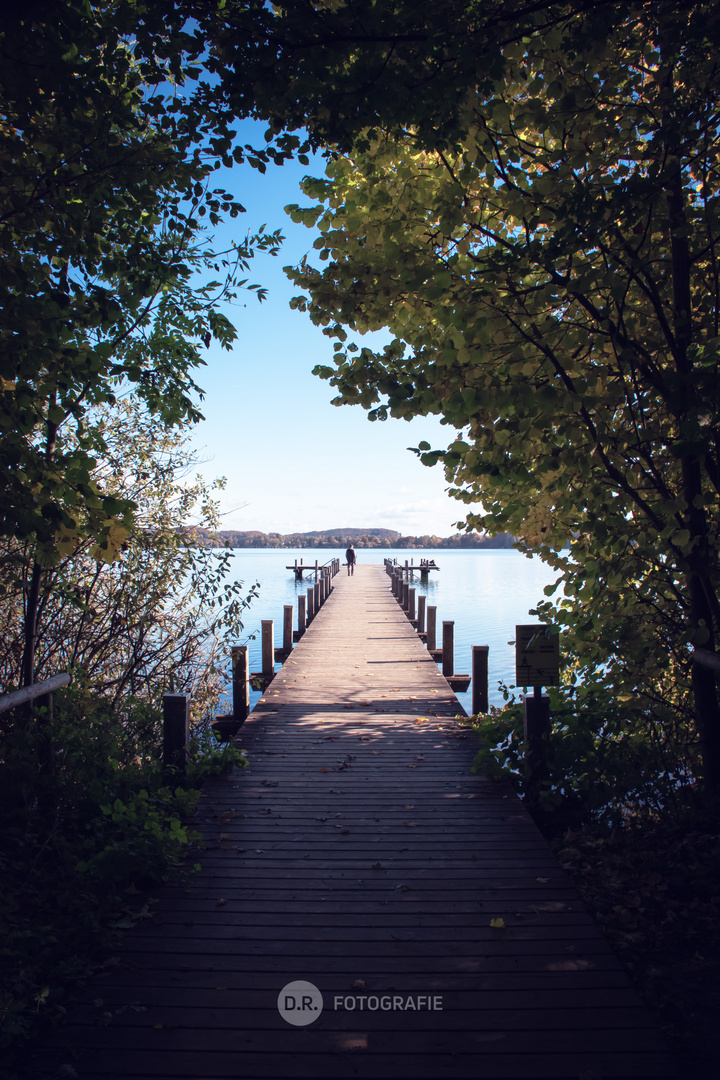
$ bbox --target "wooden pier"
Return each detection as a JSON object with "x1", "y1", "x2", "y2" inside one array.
[{"x1": 33, "y1": 565, "x2": 677, "y2": 1079}]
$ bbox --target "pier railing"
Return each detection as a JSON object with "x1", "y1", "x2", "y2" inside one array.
[{"x1": 0, "y1": 672, "x2": 72, "y2": 717}]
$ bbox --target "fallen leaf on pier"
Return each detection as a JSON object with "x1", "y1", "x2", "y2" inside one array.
[
  {"x1": 216, "y1": 898, "x2": 227, "y2": 906},
  {"x1": 536, "y1": 877, "x2": 550, "y2": 883},
  {"x1": 490, "y1": 917, "x2": 506, "y2": 929},
  {"x1": 414, "y1": 718, "x2": 429, "y2": 724},
  {"x1": 219, "y1": 833, "x2": 233, "y2": 841},
  {"x1": 320, "y1": 767, "x2": 330, "y2": 773}
]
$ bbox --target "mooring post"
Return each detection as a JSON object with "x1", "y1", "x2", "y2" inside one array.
[
  {"x1": 426, "y1": 606, "x2": 437, "y2": 651},
  {"x1": 402, "y1": 580, "x2": 409, "y2": 611},
  {"x1": 283, "y1": 605, "x2": 293, "y2": 654},
  {"x1": 314, "y1": 580, "x2": 321, "y2": 612},
  {"x1": 408, "y1": 588, "x2": 416, "y2": 622},
  {"x1": 417, "y1": 595, "x2": 426, "y2": 635},
  {"x1": 232, "y1": 645, "x2": 249, "y2": 722},
  {"x1": 471, "y1": 646, "x2": 489, "y2": 715},
  {"x1": 307, "y1": 588, "x2": 315, "y2": 622},
  {"x1": 442, "y1": 621, "x2": 455, "y2": 676},
  {"x1": 298, "y1": 595, "x2": 306, "y2": 637},
  {"x1": 262, "y1": 620, "x2": 274, "y2": 677},
  {"x1": 163, "y1": 693, "x2": 190, "y2": 773}
]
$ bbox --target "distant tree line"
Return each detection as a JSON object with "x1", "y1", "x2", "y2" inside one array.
[{"x1": 187, "y1": 528, "x2": 517, "y2": 550}]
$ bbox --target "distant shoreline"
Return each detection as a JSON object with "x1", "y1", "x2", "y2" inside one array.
[{"x1": 186, "y1": 527, "x2": 517, "y2": 550}]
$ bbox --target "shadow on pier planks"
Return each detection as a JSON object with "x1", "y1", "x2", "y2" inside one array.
[{"x1": 30, "y1": 565, "x2": 678, "y2": 1080}]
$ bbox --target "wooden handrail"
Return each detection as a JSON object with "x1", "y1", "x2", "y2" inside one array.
[
  {"x1": 0, "y1": 673, "x2": 71, "y2": 715},
  {"x1": 692, "y1": 648, "x2": 720, "y2": 674}
]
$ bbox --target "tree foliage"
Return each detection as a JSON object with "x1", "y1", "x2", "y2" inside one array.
[
  {"x1": 249, "y1": 0, "x2": 720, "y2": 793},
  {"x1": 0, "y1": 398, "x2": 258, "y2": 715},
  {"x1": 0, "y1": 0, "x2": 293, "y2": 683}
]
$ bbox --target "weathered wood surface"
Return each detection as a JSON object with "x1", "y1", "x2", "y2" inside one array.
[{"x1": 33, "y1": 565, "x2": 677, "y2": 1079}]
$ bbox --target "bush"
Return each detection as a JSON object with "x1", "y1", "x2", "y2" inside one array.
[
  {"x1": 471, "y1": 671, "x2": 702, "y2": 830},
  {"x1": 0, "y1": 687, "x2": 247, "y2": 1055}
]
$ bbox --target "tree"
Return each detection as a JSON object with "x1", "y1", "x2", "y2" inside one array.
[
  {"x1": 265, "y1": 1, "x2": 720, "y2": 793},
  {"x1": 0, "y1": 1, "x2": 288, "y2": 685},
  {"x1": 0, "y1": 397, "x2": 257, "y2": 717}
]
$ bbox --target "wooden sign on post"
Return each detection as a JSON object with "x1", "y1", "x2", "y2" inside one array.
[{"x1": 515, "y1": 624, "x2": 560, "y2": 687}]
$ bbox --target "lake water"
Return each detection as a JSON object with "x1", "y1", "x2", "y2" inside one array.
[{"x1": 223, "y1": 548, "x2": 559, "y2": 714}]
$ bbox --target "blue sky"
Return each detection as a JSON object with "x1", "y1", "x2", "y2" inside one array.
[{"x1": 186, "y1": 123, "x2": 477, "y2": 537}]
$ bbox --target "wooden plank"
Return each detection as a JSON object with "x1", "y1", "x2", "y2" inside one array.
[{"x1": 34, "y1": 565, "x2": 678, "y2": 1080}]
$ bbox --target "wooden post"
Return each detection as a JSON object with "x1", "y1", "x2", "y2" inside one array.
[
  {"x1": 163, "y1": 693, "x2": 190, "y2": 773},
  {"x1": 283, "y1": 605, "x2": 293, "y2": 654},
  {"x1": 262, "y1": 620, "x2": 274, "y2": 677},
  {"x1": 314, "y1": 580, "x2": 321, "y2": 611},
  {"x1": 442, "y1": 621, "x2": 455, "y2": 676},
  {"x1": 232, "y1": 645, "x2": 249, "y2": 722},
  {"x1": 426, "y1": 606, "x2": 437, "y2": 651},
  {"x1": 307, "y1": 588, "x2": 315, "y2": 622},
  {"x1": 417, "y1": 595, "x2": 426, "y2": 635},
  {"x1": 36, "y1": 690, "x2": 55, "y2": 788},
  {"x1": 298, "y1": 595, "x2": 306, "y2": 636},
  {"x1": 408, "y1": 588, "x2": 416, "y2": 621},
  {"x1": 471, "y1": 646, "x2": 489, "y2": 715},
  {"x1": 524, "y1": 687, "x2": 551, "y2": 805},
  {"x1": 402, "y1": 580, "x2": 409, "y2": 611}
]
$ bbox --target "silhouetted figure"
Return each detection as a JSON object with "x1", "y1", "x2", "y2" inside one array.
[{"x1": 346, "y1": 545, "x2": 356, "y2": 575}]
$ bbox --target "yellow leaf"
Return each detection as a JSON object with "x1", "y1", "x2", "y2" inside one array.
[{"x1": 490, "y1": 917, "x2": 505, "y2": 929}]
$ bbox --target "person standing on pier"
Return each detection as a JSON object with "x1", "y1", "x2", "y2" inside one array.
[{"x1": 345, "y1": 544, "x2": 356, "y2": 575}]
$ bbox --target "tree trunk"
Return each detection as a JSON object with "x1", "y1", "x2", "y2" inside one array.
[
  {"x1": 661, "y1": 43, "x2": 720, "y2": 798},
  {"x1": 21, "y1": 560, "x2": 43, "y2": 688}
]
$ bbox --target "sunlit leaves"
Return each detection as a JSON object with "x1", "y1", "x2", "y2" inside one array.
[
  {"x1": 276, "y1": 0, "x2": 720, "y2": 783},
  {"x1": 0, "y1": 2, "x2": 282, "y2": 560}
]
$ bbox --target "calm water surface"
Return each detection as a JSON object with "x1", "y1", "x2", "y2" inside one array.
[{"x1": 224, "y1": 548, "x2": 559, "y2": 713}]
